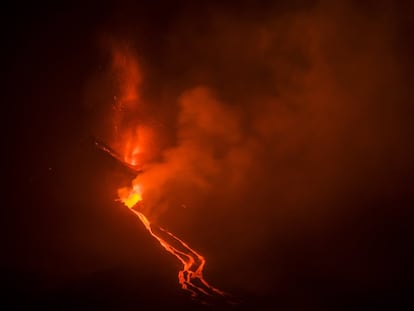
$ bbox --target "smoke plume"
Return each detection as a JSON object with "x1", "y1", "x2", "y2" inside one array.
[{"x1": 87, "y1": 0, "x2": 412, "y2": 297}]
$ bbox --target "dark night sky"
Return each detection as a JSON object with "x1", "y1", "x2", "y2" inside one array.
[{"x1": 2, "y1": 1, "x2": 414, "y2": 310}]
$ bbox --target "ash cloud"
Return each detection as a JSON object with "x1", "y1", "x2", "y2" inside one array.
[{"x1": 91, "y1": 0, "x2": 412, "y2": 298}]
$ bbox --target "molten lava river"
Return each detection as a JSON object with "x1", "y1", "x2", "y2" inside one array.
[{"x1": 96, "y1": 142, "x2": 229, "y2": 304}]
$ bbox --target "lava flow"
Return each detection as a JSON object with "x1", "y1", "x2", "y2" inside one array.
[
  {"x1": 125, "y1": 202, "x2": 226, "y2": 299},
  {"x1": 94, "y1": 142, "x2": 227, "y2": 302}
]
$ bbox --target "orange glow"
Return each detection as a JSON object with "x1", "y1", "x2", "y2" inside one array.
[
  {"x1": 117, "y1": 183, "x2": 142, "y2": 208},
  {"x1": 111, "y1": 47, "x2": 142, "y2": 108},
  {"x1": 110, "y1": 45, "x2": 145, "y2": 169},
  {"x1": 119, "y1": 125, "x2": 155, "y2": 168}
]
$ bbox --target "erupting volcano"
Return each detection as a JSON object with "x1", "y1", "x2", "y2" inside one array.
[
  {"x1": 94, "y1": 44, "x2": 230, "y2": 305},
  {"x1": 4, "y1": 1, "x2": 413, "y2": 310}
]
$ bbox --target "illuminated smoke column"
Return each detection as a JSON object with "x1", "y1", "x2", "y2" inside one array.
[{"x1": 85, "y1": 1, "x2": 412, "y2": 303}]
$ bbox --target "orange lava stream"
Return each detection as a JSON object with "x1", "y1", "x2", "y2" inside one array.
[
  {"x1": 100, "y1": 137, "x2": 226, "y2": 300},
  {"x1": 126, "y1": 206, "x2": 226, "y2": 298}
]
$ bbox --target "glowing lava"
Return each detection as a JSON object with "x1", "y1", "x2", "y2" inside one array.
[
  {"x1": 117, "y1": 183, "x2": 142, "y2": 208},
  {"x1": 116, "y1": 175, "x2": 226, "y2": 300}
]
